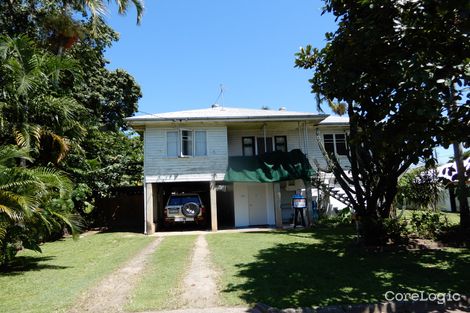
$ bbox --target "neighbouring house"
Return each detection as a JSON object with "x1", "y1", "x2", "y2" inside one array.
[
  {"x1": 125, "y1": 105, "x2": 349, "y2": 234},
  {"x1": 436, "y1": 158, "x2": 470, "y2": 212}
]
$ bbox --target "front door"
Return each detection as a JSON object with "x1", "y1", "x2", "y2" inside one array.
[
  {"x1": 248, "y1": 184, "x2": 267, "y2": 225},
  {"x1": 256, "y1": 137, "x2": 273, "y2": 155}
]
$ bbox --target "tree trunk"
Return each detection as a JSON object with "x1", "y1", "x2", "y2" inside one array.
[
  {"x1": 453, "y1": 142, "x2": 470, "y2": 229},
  {"x1": 449, "y1": 186, "x2": 457, "y2": 213}
]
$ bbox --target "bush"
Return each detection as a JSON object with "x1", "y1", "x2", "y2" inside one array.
[
  {"x1": 408, "y1": 210, "x2": 449, "y2": 239},
  {"x1": 383, "y1": 218, "x2": 410, "y2": 244},
  {"x1": 317, "y1": 207, "x2": 353, "y2": 227}
]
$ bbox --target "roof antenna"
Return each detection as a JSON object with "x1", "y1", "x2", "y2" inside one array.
[{"x1": 212, "y1": 84, "x2": 224, "y2": 108}]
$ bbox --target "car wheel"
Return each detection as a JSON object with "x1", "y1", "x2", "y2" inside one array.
[{"x1": 181, "y1": 202, "x2": 200, "y2": 218}]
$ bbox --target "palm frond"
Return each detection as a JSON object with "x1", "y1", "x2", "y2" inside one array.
[
  {"x1": 0, "y1": 179, "x2": 42, "y2": 191},
  {"x1": 130, "y1": 0, "x2": 145, "y2": 24},
  {"x1": 44, "y1": 55, "x2": 82, "y2": 85},
  {"x1": 14, "y1": 125, "x2": 41, "y2": 150},
  {"x1": 50, "y1": 211, "x2": 83, "y2": 239},
  {"x1": 84, "y1": 0, "x2": 108, "y2": 18},
  {"x1": 0, "y1": 190, "x2": 34, "y2": 218},
  {"x1": 0, "y1": 204, "x2": 22, "y2": 220},
  {"x1": 0, "y1": 145, "x2": 31, "y2": 165}
]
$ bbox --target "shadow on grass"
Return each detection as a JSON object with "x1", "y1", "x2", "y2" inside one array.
[
  {"x1": 224, "y1": 226, "x2": 470, "y2": 308},
  {"x1": 1, "y1": 255, "x2": 69, "y2": 276}
]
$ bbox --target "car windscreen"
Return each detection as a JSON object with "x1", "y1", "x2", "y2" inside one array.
[{"x1": 167, "y1": 196, "x2": 201, "y2": 205}]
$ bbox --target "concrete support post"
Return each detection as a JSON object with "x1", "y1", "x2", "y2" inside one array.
[
  {"x1": 273, "y1": 183, "x2": 282, "y2": 228},
  {"x1": 153, "y1": 184, "x2": 158, "y2": 233},
  {"x1": 145, "y1": 183, "x2": 156, "y2": 235},
  {"x1": 210, "y1": 181, "x2": 218, "y2": 231}
]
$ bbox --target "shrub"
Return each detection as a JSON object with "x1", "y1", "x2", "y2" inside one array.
[
  {"x1": 408, "y1": 210, "x2": 449, "y2": 239},
  {"x1": 383, "y1": 218, "x2": 410, "y2": 244}
]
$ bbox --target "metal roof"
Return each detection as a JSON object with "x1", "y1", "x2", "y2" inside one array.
[
  {"x1": 125, "y1": 106, "x2": 327, "y2": 124},
  {"x1": 318, "y1": 115, "x2": 349, "y2": 125}
]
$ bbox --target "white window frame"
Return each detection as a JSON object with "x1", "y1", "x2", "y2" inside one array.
[
  {"x1": 166, "y1": 129, "x2": 207, "y2": 158},
  {"x1": 323, "y1": 133, "x2": 348, "y2": 156},
  {"x1": 180, "y1": 129, "x2": 193, "y2": 157}
]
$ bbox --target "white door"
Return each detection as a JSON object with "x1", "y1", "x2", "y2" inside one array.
[{"x1": 248, "y1": 184, "x2": 267, "y2": 225}]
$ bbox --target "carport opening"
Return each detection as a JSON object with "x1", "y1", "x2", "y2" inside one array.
[
  {"x1": 154, "y1": 182, "x2": 233, "y2": 231},
  {"x1": 156, "y1": 182, "x2": 210, "y2": 231}
]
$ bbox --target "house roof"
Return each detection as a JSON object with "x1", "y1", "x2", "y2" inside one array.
[
  {"x1": 437, "y1": 157, "x2": 470, "y2": 183},
  {"x1": 318, "y1": 115, "x2": 349, "y2": 126},
  {"x1": 125, "y1": 106, "x2": 328, "y2": 125}
]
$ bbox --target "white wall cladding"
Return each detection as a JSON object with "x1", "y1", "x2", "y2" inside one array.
[
  {"x1": 144, "y1": 125, "x2": 228, "y2": 180},
  {"x1": 313, "y1": 125, "x2": 350, "y2": 170}
]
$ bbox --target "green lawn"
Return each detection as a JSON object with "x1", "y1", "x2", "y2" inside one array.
[
  {"x1": 401, "y1": 209, "x2": 460, "y2": 225},
  {"x1": 126, "y1": 235, "x2": 196, "y2": 311},
  {"x1": 0, "y1": 232, "x2": 153, "y2": 313},
  {"x1": 207, "y1": 226, "x2": 470, "y2": 308},
  {"x1": 2, "y1": 225, "x2": 469, "y2": 312}
]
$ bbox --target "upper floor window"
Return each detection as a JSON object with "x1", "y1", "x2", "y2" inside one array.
[
  {"x1": 167, "y1": 130, "x2": 207, "y2": 157},
  {"x1": 274, "y1": 136, "x2": 287, "y2": 152},
  {"x1": 242, "y1": 137, "x2": 255, "y2": 156},
  {"x1": 181, "y1": 130, "x2": 193, "y2": 156},
  {"x1": 323, "y1": 134, "x2": 347, "y2": 156},
  {"x1": 242, "y1": 136, "x2": 288, "y2": 156}
]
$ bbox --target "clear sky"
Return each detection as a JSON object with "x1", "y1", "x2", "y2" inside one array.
[
  {"x1": 103, "y1": 0, "x2": 455, "y2": 163},
  {"x1": 104, "y1": 0, "x2": 336, "y2": 115}
]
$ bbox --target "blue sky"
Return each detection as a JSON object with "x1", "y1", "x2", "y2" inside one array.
[
  {"x1": 103, "y1": 0, "x2": 455, "y2": 163},
  {"x1": 104, "y1": 0, "x2": 335, "y2": 114}
]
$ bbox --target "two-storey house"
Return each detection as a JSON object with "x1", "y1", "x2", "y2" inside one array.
[{"x1": 126, "y1": 105, "x2": 349, "y2": 234}]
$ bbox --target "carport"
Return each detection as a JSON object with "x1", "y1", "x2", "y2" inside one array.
[{"x1": 144, "y1": 181, "x2": 234, "y2": 234}]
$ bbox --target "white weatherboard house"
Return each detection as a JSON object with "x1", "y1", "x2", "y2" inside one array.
[{"x1": 126, "y1": 106, "x2": 349, "y2": 234}]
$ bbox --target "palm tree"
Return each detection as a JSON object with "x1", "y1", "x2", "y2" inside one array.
[
  {"x1": 0, "y1": 34, "x2": 86, "y2": 164},
  {"x1": 79, "y1": 0, "x2": 145, "y2": 24},
  {"x1": 0, "y1": 146, "x2": 80, "y2": 267}
]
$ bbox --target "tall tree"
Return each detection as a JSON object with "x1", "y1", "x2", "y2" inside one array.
[
  {"x1": 0, "y1": 0, "x2": 143, "y2": 265},
  {"x1": 296, "y1": 0, "x2": 469, "y2": 242}
]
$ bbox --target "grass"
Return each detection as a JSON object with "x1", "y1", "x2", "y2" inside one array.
[
  {"x1": 126, "y1": 235, "x2": 196, "y2": 311},
  {"x1": 207, "y1": 226, "x2": 470, "y2": 308},
  {"x1": 0, "y1": 232, "x2": 153, "y2": 313},
  {"x1": 401, "y1": 209, "x2": 460, "y2": 225}
]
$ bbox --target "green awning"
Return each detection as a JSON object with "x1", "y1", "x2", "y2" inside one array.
[{"x1": 224, "y1": 149, "x2": 316, "y2": 183}]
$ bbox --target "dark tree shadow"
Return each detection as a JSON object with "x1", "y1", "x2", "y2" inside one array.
[
  {"x1": 1, "y1": 256, "x2": 69, "y2": 276},
  {"x1": 223, "y1": 226, "x2": 470, "y2": 308}
]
